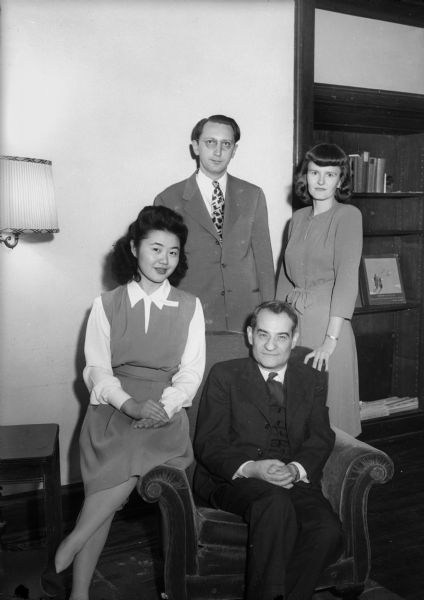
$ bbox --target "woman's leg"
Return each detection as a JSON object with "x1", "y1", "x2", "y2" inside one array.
[
  {"x1": 55, "y1": 477, "x2": 138, "y2": 572},
  {"x1": 69, "y1": 513, "x2": 114, "y2": 600}
]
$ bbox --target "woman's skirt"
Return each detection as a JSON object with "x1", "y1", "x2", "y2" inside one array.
[{"x1": 79, "y1": 374, "x2": 193, "y2": 496}]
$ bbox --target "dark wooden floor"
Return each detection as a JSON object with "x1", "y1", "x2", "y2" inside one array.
[
  {"x1": 0, "y1": 431, "x2": 423, "y2": 600},
  {"x1": 365, "y1": 431, "x2": 424, "y2": 600}
]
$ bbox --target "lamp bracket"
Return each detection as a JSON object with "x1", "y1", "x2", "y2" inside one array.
[{"x1": 0, "y1": 232, "x2": 19, "y2": 249}]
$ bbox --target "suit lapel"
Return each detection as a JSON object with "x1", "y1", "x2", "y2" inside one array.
[
  {"x1": 222, "y1": 174, "x2": 243, "y2": 239},
  {"x1": 182, "y1": 173, "x2": 220, "y2": 239},
  {"x1": 241, "y1": 359, "x2": 270, "y2": 423}
]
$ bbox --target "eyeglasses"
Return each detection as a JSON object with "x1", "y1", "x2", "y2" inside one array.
[{"x1": 200, "y1": 138, "x2": 234, "y2": 151}]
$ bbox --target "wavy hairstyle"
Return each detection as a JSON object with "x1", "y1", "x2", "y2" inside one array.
[
  {"x1": 295, "y1": 143, "x2": 352, "y2": 204},
  {"x1": 111, "y1": 205, "x2": 188, "y2": 286}
]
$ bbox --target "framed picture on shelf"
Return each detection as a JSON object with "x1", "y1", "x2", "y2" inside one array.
[{"x1": 360, "y1": 254, "x2": 406, "y2": 306}]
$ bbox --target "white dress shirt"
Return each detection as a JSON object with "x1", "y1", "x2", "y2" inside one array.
[
  {"x1": 196, "y1": 170, "x2": 228, "y2": 217},
  {"x1": 233, "y1": 364, "x2": 308, "y2": 483},
  {"x1": 83, "y1": 280, "x2": 206, "y2": 419}
]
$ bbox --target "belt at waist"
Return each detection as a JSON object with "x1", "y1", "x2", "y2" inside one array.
[{"x1": 287, "y1": 282, "x2": 333, "y2": 314}]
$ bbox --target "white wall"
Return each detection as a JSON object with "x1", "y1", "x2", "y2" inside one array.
[
  {"x1": 315, "y1": 10, "x2": 424, "y2": 94},
  {"x1": 0, "y1": 0, "x2": 294, "y2": 485}
]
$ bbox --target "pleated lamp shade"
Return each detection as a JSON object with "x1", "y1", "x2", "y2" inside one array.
[{"x1": 0, "y1": 155, "x2": 59, "y2": 236}]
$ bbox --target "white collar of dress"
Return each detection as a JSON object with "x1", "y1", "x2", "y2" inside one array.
[{"x1": 127, "y1": 279, "x2": 179, "y2": 310}]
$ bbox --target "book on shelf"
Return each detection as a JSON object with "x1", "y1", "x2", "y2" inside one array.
[
  {"x1": 349, "y1": 151, "x2": 387, "y2": 193},
  {"x1": 360, "y1": 151, "x2": 369, "y2": 193},
  {"x1": 360, "y1": 396, "x2": 418, "y2": 421},
  {"x1": 349, "y1": 154, "x2": 359, "y2": 192},
  {"x1": 366, "y1": 156, "x2": 377, "y2": 193},
  {"x1": 375, "y1": 157, "x2": 386, "y2": 193}
]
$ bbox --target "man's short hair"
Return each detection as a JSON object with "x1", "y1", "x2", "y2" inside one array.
[
  {"x1": 191, "y1": 115, "x2": 241, "y2": 143},
  {"x1": 250, "y1": 300, "x2": 298, "y2": 333}
]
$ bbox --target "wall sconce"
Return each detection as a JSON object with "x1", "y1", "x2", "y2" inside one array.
[{"x1": 0, "y1": 155, "x2": 59, "y2": 249}]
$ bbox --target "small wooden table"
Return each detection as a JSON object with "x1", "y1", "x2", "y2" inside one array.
[{"x1": 0, "y1": 423, "x2": 63, "y2": 561}]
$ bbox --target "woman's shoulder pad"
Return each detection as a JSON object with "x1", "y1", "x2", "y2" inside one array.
[
  {"x1": 337, "y1": 203, "x2": 362, "y2": 217},
  {"x1": 292, "y1": 206, "x2": 310, "y2": 220}
]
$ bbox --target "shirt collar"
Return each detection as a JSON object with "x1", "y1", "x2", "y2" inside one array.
[
  {"x1": 127, "y1": 279, "x2": 179, "y2": 309},
  {"x1": 258, "y1": 364, "x2": 287, "y2": 384},
  {"x1": 127, "y1": 279, "x2": 179, "y2": 333},
  {"x1": 196, "y1": 169, "x2": 228, "y2": 198}
]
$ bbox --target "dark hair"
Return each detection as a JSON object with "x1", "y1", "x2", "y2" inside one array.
[
  {"x1": 295, "y1": 143, "x2": 352, "y2": 204},
  {"x1": 111, "y1": 205, "x2": 188, "y2": 286},
  {"x1": 191, "y1": 114, "x2": 241, "y2": 143},
  {"x1": 250, "y1": 300, "x2": 298, "y2": 333}
]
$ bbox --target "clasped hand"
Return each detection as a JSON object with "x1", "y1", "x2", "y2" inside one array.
[
  {"x1": 245, "y1": 459, "x2": 296, "y2": 489},
  {"x1": 121, "y1": 397, "x2": 169, "y2": 429}
]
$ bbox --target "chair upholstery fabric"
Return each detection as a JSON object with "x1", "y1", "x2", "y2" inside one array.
[{"x1": 138, "y1": 332, "x2": 394, "y2": 600}]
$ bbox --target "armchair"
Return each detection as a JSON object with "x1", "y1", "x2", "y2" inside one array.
[{"x1": 138, "y1": 332, "x2": 394, "y2": 600}]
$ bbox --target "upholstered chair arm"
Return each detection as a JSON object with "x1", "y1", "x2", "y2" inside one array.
[
  {"x1": 137, "y1": 465, "x2": 199, "y2": 598},
  {"x1": 323, "y1": 427, "x2": 394, "y2": 513},
  {"x1": 321, "y1": 426, "x2": 394, "y2": 583}
]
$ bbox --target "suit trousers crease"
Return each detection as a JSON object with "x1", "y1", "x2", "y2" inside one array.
[{"x1": 210, "y1": 478, "x2": 343, "y2": 600}]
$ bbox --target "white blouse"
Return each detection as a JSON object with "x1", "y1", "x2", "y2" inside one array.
[{"x1": 83, "y1": 280, "x2": 206, "y2": 419}]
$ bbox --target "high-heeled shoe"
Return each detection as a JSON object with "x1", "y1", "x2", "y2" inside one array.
[{"x1": 40, "y1": 562, "x2": 69, "y2": 599}]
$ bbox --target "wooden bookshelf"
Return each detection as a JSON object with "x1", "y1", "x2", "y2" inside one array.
[
  {"x1": 314, "y1": 84, "x2": 424, "y2": 135},
  {"x1": 292, "y1": 0, "x2": 424, "y2": 439},
  {"x1": 314, "y1": 96, "x2": 424, "y2": 439}
]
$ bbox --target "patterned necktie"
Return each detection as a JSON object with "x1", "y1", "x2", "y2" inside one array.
[
  {"x1": 211, "y1": 180, "x2": 225, "y2": 240},
  {"x1": 267, "y1": 372, "x2": 285, "y2": 407}
]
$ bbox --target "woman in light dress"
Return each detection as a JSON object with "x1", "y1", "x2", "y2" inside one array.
[{"x1": 276, "y1": 143, "x2": 362, "y2": 437}]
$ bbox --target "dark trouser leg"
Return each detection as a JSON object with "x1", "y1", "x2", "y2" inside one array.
[
  {"x1": 211, "y1": 478, "x2": 298, "y2": 600},
  {"x1": 286, "y1": 485, "x2": 343, "y2": 600}
]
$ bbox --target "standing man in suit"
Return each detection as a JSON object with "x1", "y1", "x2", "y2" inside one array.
[
  {"x1": 194, "y1": 301, "x2": 342, "y2": 600},
  {"x1": 154, "y1": 115, "x2": 275, "y2": 332}
]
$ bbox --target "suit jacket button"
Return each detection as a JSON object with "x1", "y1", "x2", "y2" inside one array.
[
  {"x1": 221, "y1": 263, "x2": 226, "y2": 268},
  {"x1": 220, "y1": 290, "x2": 225, "y2": 296},
  {"x1": 257, "y1": 448, "x2": 263, "y2": 456}
]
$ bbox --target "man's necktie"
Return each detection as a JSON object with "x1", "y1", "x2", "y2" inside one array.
[
  {"x1": 211, "y1": 180, "x2": 225, "y2": 240},
  {"x1": 267, "y1": 372, "x2": 285, "y2": 407}
]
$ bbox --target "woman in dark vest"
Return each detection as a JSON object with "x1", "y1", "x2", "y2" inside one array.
[{"x1": 42, "y1": 205, "x2": 205, "y2": 599}]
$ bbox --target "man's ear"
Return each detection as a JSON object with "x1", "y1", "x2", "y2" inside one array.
[
  {"x1": 291, "y1": 330, "x2": 299, "y2": 349},
  {"x1": 247, "y1": 326, "x2": 253, "y2": 346},
  {"x1": 231, "y1": 144, "x2": 238, "y2": 159},
  {"x1": 191, "y1": 140, "x2": 200, "y2": 157}
]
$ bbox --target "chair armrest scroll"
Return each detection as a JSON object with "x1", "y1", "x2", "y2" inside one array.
[
  {"x1": 323, "y1": 427, "x2": 394, "y2": 513},
  {"x1": 137, "y1": 465, "x2": 199, "y2": 581},
  {"x1": 322, "y1": 427, "x2": 394, "y2": 582}
]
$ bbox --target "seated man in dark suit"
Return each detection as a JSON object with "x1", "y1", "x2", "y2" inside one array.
[{"x1": 193, "y1": 300, "x2": 343, "y2": 600}]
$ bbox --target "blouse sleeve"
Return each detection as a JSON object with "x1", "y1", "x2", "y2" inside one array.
[
  {"x1": 160, "y1": 298, "x2": 206, "y2": 419},
  {"x1": 330, "y1": 206, "x2": 363, "y2": 319},
  {"x1": 83, "y1": 297, "x2": 132, "y2": 410}
]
